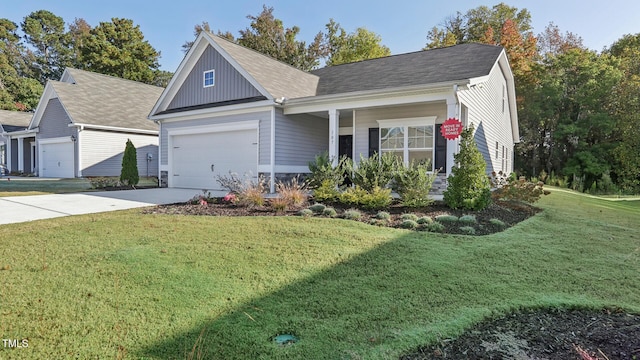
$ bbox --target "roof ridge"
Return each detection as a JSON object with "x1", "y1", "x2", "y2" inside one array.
[
  {"x1": 312, "y1": 42, "x2": 504, "y2": 72},
  {"x1": 64, "y1": 68, "x2": 165, "y2": 90}
]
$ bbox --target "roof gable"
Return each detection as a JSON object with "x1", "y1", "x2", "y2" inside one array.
[
  {"x1": 311, "y1": 43, "x2": 504, "y2": 96},
  {"x1": 0, "y1": 110, "x2": 32, "y2": 133},
  {"x1": 31, "y1": 68, "x2": 163, "y2": 132}
]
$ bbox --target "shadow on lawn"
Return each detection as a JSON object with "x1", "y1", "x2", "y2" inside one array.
[{"x1": 134, "y1": 225, "x2": 568, "y2": 360}]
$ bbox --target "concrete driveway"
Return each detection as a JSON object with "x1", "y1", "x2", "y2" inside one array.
[{"x1": 0, "y1": 188, "x2": 222, "y2": 225}]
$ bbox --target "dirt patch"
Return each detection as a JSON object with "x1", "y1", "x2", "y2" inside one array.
[
  {"x1": 143, "y1": 199, "x2": 541, "y2": 236},
  {"x1": 401, "y1": 308, "x2": 640, "y2": 360}
]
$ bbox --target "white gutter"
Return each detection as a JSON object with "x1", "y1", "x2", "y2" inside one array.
[{"x1": 68, "y1": 123, "x2": 158, "y2": 135}]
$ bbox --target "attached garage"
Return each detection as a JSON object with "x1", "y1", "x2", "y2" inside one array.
[
  {"x1": 38, "y1": 138, "x2": 75, "y2": 178},
  {"x1": 168, "y1": 121, "x2": 259, "y2": 190}
]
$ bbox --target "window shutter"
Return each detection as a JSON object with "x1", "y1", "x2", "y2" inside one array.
[{"x1": 368, "y1": 128, "x2": 379, "y2": 157}]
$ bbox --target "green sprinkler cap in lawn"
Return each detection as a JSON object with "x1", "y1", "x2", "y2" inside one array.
[{"x1": 274, "y1": 334, "x2": 298, "y2": 346}]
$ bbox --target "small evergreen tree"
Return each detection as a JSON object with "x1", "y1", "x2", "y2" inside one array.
[
  {"x1": 443, "y1": 125, "x2": 491, "y2": 210},
  {"x1": 120, "y1": 139, "x2": 139, "y2": 187}
]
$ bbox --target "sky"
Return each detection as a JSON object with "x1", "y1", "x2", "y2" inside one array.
[{"x1": 3, "y1": 0, "x2": 640, "y2": 71}]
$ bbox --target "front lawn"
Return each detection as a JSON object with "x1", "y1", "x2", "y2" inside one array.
[
  {"x1": 0, "y1": 177, "x2": 158, "y2": 196},
  {"x1": 0, "y1": 190, "x2": 638, "y2": 359}
]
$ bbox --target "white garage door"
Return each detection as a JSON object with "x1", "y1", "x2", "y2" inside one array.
[
  {"x1": 171, "y1": 129, "x2": 257, "y2": 190},
  {"x1": 40, "y1": 141, "x2": 74, "y2": 178}
]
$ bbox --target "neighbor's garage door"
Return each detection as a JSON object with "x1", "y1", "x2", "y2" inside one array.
[
  {"x1": 40, "y1": 141, "x2": 74, "y2": 178},
  {"x1": 171, "y1": 129, "x2": 257, "y2": 190}
]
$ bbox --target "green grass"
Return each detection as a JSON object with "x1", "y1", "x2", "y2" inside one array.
[
  {"x1": 0, "y1": 177, "x2": 157, "y2": 196},
  {"x1": 0, "y1": 190, "x2": 639, "y2": 359}
]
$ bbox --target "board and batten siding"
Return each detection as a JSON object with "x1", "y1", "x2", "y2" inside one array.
[
  {"x1": 457, "y1": 63, "x2": 515, "y2": 174},
  {"x1": 80, "y1": 130, "x2": 158, "y2": 177},
  {"x1": 160, "y1": 110, "x2": 271, "y2": 167},
  {"x1": 38, "y1": 98, "x2": 75, "y2": 139},
  {"x1": 352, "y1": 103, "x2": 447, "y2": 162},
  {"x1": 274, "y1": 109, "x2": 328, "y2": 167},
  {"x1": 167, "y1": 45, "x2": 263, "y2": 111}
]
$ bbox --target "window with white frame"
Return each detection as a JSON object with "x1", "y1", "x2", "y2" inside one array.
[
  {"x1": 378, "y1": 117, "x2": 436, "y2": 171},
  {"x1": 203, "y1": 69, "x2": 215, "y2": 87}
]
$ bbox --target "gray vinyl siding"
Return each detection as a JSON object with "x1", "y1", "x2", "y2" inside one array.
[
  {"x1": 80, "y1": 130, "x2": 158, "y2": 177},
  {"x1": 160, "y1": 110, "x2": 271, "y2": 166},
  {"x1": 353, "y1": 103, "x2": 447, "y2": 163},
  {"x1": 457, "y1": 64, "x2": 515, "y2": 174},
  {"x1": 21, "y1": 138, "x2": 32, "y2": 172},
  {"x1": 37, "y1": 98, "x2": 74, "y2": 139},
  {"x1": 167, "y1": 45, "x2": 263, "y2": 111},
  {"x1": 274, "y1": 109, "x2": 328, "y2": 166},
  {"x1": 10, "y1": 139, "x2": 17, "y2": 172}
]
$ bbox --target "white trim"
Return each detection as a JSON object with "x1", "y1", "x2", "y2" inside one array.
[
  {"x1": 352, "y1": 110, "x2": 356, "y2": 160},
  {"x1": 377, "y1": 116, "x2": 437, "y2": 128},
  {"x1": 76, "y1": 128, "x2": 82, "y2": 177},
  {"x1": 269, "y1": 108, "x2": 276, "y2": 193},
  {"x1": 258, "y1": 165, "x2": 311, "y2": 174},
  {"x1": 338, "y1": 127, "x2": 352, "y2": 136},
  {"x1": 5, "y1": 129, "x2": 38, "y2": 138},
  {"x1": 69, "y1": 123, "x2": 158, "y2": 135},
  {"x1": 166, "y1": 120, "x2": 259, "y2": 136},
  {"x1": 17, "y1": 137, "x2": 24, "y2": 172},
  {"x1": 150, "y1": 101, "x2": 274, "y2": 122},
  {"x1": 203, "y1": 69, "x2": 215, "y2": 88}
]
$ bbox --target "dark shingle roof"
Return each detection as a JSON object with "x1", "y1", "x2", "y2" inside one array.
[
  {"x1": 54, "y1": 68, "x2": 163, "y2": 131},
  {"x1": 310, "y1": 43, "x2": 504, "y2": 96},
  {"x1": 0, "y1": 110, "x2": 32, "y2": 132}
]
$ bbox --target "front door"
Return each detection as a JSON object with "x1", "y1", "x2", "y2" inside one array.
[
  {"x1": 338, "y1": 135, "x2": 352, "y2": 159},
  {"x1": 435, "y1": 124, "x2": 447, "y2": 172}
]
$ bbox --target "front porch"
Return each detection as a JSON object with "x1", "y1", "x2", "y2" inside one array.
[{"x1": 5, "y1": 133, "x2": 37, "y2": 175}]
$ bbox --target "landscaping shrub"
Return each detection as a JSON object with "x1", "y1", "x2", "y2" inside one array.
[
  {"x1": 394, "y1": 160, "x2": 438, "y2": 207},
  {"x1": 216, "y1": 172, "x2": 245, "y2": 193},
  {"x1": 120, "y1": 139, "x2": 139, "y2": 186},
  {"x1": 269, "y1": 197, "x2": 289, "y2": 212},
  {"x1": 343, "y1": 209, "x2": 362, "y2": 220},
  {"x1": 489, "y1": 218, "x2": 506, "y2": 227},
  {"x1": 426, "y1": 222, "x2": 445, "y2": 233},
  {"x1": 309, "y1": 203, "x2": 326, "y2": 214},
  {"x1": 443, "y1": 126, "x2": 491, "y2": 210},
  {"x1": 312, "y1": 179, "x2": 340, "y2": 203},
  {"x1": 369, "y1": 219, "x2": 386, "y2": 226},
  {"x1": 400, "y1": 219, "x2": 418, "y2": 229},
  {"x1": 89, "y1": 177, "x2": 119, "y2": 189},
  {"x1": 343, "y1": 152, "x2": 401, "y2": 192},
  {"x1": 375, "y1": 211, "x2": 391, "y2": 220},
  {"x1": 459, "y1": 215, "x2": 477, "y2": 224},
  {"x1": 322, "y1": 207, "x2": 337, "y2": 217},
  {"x1": 297, "y1": 209, "x2": 313, "y2": 217},
  {"x1": 435, "y1": 214, "x2": 458, "y2": 223},
  {"x1": 492, "y1": 176, "x2": 549, "y2": 203},
  {"x1": 417, "y1": 216, "x2": 434, "y2": 225},
  {"x1": 275, "y1": 176, "x2": 308, "y2": 206},
  {"x1": 338, "y1": 185, "x2": 392, "y2": 210},
  {"x1": 401, "y1": 213, "x2": 419, "y2": 221},
  {"x1": 307, "y1": 152, "x2": 346, "y2": 189},
  {"x1": 237, "y1": 175, "x2": 267, "y2": 207},
  {"x1": 459, "y1": 226, "x2": 476, "y2": 235}
]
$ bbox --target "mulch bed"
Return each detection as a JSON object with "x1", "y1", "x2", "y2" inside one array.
[
  {"x1": 143, "y1": 198, "x2": 541, "y2": 236},
  {"x1": 401, "y1": 308, "x2": 640, "y2": 360}
]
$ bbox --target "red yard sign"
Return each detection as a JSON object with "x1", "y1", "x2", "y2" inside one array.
[{"x1": 440, "y1": 118, "x2": 463, "y2": 140}]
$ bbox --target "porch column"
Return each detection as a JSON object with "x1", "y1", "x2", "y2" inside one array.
[
  {"x1": 17, "y1": 137, "x2": 24, "y2": 173},
  {"x1": 6, "y1": 137, "x2": 11, "y2": 172},
  {"x1": 445, "y1": 96, "x2": 459, "y2": 177},
  {"x1": 328, "y1": 109, "x2": 340, "y2": 166}
]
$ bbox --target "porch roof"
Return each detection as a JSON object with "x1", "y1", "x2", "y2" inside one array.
[{"x1": 0, "y1": 110, "x2": 32, "y2": 133}]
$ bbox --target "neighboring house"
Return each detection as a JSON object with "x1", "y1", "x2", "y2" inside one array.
[
  {"x1": 149, "y1": 32, "x2": 519, "y2": 193},
  {"x1": 5, "y1": 68, "x2": 163, "y2": 178},
  {"x1": 0, "y1": 110, "x2": 33, "y2": 175}
]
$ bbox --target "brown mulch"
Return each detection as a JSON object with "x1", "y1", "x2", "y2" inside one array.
[
  {"x1": 143, "y1": 198, "x2": 541, "y2": 236},
  {"x1": 401, "y1": 308, "x2": 640, "y2": 360}
]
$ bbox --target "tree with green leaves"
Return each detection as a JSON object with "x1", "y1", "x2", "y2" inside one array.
[
  {"x1": 120, "y1": 139, "x2": 139, "y2": 187},
  {"x1": 21, "y1": 10, "x2": 71, "y2": 83},
  {"x1": 322, "y1": 19, "x2": 390, "y2": 66},
  {"x1": 443, "y1": 125, "x2": 492, "y2": 210},
  {"x1": 80, "y1": 18, "x2": 160, "y2": 84},
  {"x1": 237, "y1": 5, "x2": 324, "y2": 71}
]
